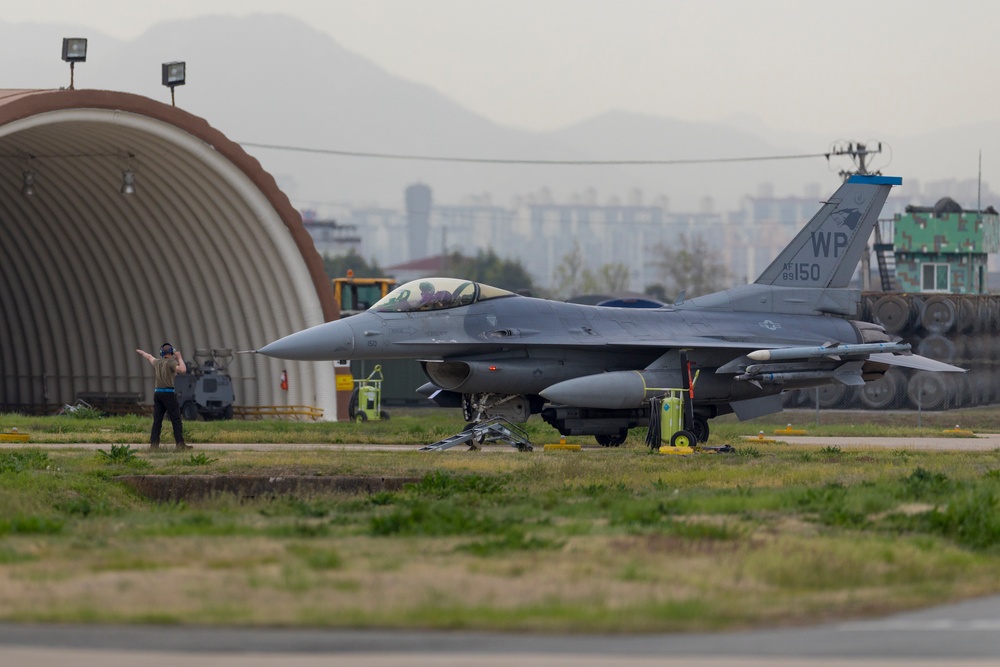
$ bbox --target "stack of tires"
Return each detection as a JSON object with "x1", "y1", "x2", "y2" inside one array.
[{"x1": 783, "y1": 292, "x2": 1000, "y2": 411}]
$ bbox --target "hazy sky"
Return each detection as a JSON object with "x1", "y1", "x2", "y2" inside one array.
[{"x1": 10, "y1": 0, "x2": 1000, "y2": 136}]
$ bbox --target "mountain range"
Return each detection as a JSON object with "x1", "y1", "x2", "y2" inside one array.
[{"x1": 2, "y1": 14, "x2": 997, "y2": 212}]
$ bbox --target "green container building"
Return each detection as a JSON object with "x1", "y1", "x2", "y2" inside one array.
[{"x1": 892, "y1": 199, "x2": 999, "y2": 294}]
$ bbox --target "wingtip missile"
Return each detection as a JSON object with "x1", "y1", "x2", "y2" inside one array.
[{"x1": 747, "y1": 342, "x2": 911, "y2": 362}]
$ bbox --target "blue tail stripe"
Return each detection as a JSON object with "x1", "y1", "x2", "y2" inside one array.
[{"x1": 847, "y1": 175, "x2": 902, "y2": 185}]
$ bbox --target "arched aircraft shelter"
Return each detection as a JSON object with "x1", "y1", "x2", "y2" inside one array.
[{"x1": 0, "y1": 89, "x2": 339, "y2": 418}]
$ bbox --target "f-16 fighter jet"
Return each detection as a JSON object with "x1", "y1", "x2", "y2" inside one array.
[{"x1": 260, "y1": 175, "x2": 963, "y2": 445}]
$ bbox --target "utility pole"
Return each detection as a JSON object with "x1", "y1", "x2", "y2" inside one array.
[{"x1": 827, "y1": 141, "x2": 883, "y2": 181}]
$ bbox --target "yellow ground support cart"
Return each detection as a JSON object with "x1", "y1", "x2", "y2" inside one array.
[
  {"x1": 349, "y1": 365, "x2": 389, "y2": 423},
  {"x1": 647, "y1": 389, "x2": 698, "y2": 450}
]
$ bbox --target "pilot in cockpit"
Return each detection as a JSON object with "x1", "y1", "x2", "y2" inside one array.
[
  {"x1": 418, "y1": 281, "x2": 436, "y2": 305},
  {"x1": 417, "y1": 281, "x2": 453, "y2": 310}
]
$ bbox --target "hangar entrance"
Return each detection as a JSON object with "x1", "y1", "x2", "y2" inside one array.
[{"x1": 0, "y1": 89, "x2": 338, "y2": 418}]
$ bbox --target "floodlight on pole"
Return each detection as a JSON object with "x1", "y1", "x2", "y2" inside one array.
[
  {"x1": 162, "y1": 61, "x2": 186, "y2": 106},
  {"x1": 61, "y1": 38, "x2": 87, "y2": 90}
]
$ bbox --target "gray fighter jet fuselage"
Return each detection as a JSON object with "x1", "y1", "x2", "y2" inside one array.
[{"x1": 260, "y1": 175, "x2": 964, "y2": 445}]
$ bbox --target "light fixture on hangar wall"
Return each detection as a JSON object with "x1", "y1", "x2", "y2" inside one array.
[
  {"x1": 120, "y1": 153, "x2": 137, "y2": 195},
  {"x1": 21, "y1": 163, "x2": 36, "y2": 196},
  {"x1": 120, "y1": 169, "x2": 136, "y2": 195},
  {"x1": 162, "y1": 61, "x2": 186, "y2": 107},
  {"x1": 6, "y1": 151, "x2": 141, "y2": 196},
  {"x1": 61, "y1": 38, "x2": 88, "y2": 90}
]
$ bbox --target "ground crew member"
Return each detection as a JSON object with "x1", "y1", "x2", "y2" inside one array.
[{"x1": 136, "y1": 343, "x2": 191, "y2": 450}]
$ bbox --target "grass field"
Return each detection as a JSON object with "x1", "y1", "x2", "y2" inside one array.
[
  {"x1": 1, "y1": 404, "x2": 997, "y2": 446},
  {"x1": 1, "y1": 407, "x2": 1000, "y2": 632}
]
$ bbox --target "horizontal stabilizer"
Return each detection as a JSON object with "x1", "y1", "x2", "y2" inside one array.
[{"x1": 869, "y1": 353, "x2": 966, "y2": 373}]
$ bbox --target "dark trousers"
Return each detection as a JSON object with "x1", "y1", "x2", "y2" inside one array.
[{"x1": 151, "y1": 391, "x2": 185, "y2": 445}]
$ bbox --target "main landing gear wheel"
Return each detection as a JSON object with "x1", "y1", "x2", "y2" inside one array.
[
  {"x1": 595, "y1": 432, "x2": 627, "y2": 447},
  {"x1": 690, "y1": 415, "x2": 710, "y2": 443},
  {"x1": 670, "y1": 430, "x2": 697, "y2": 448}
]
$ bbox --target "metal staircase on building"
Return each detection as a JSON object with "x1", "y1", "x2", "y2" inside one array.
[
  {"x1": 420, "y1": 417, "x2": 534, "y2": 452},
  {"x1": 873, "y1": 221, "x2": 897, "y2": 292}
]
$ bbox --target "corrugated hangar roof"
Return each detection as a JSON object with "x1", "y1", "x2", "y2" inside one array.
[{"x1": 0, "y1": 88, "x2": 340, "y2": 418}]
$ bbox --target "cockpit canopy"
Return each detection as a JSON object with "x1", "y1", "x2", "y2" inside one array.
[{"x1": 371, "y1": 278, "x2": 515, "y2": 313}]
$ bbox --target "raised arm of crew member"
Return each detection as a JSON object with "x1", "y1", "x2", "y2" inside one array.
[
  {"x1": 136, "y1": 348, "x2": 187, "y2": 373},
  {"x1": 173, "y1": 349, "x2": 187, "y2": 374}
]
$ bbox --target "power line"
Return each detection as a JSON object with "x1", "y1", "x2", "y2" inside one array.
[{"x1": 238, "y1": 142, "x2": 829, "y2": 166}]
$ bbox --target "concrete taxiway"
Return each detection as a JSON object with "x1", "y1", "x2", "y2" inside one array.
[
  {"x1": 3, "y1": 594, "x2": 1000, "y2": 666},
  {"x1": 755, "y1": 432, "x2": 1000, "y2": 451}
]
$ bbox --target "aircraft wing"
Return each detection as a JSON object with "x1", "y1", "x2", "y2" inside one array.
[
  {"x1": 601, "y1": 337, "x2": 810, "y2": 350},
  {"x1": 388, "y1": 337, "x2": 758, "y2": 350}
]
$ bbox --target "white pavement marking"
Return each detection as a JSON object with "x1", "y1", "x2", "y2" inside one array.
[
  {"x1": 750, "y1": 434, "x2": 1000, "y2": 451},
  {"x1": 3, "y1": 648, "x2": 991, "y2": 667},
  {"x1": 839, "y1": 619, "x2": 1000, "y2": 631}
]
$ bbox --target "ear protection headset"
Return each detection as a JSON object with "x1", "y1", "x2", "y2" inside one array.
[{"x1": 159, "y1": 343, "x2": 174, "y2": 357}]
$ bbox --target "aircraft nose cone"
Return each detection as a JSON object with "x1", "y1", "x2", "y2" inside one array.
[{"x1": 259, "y1": 319, "x2": 356, "y2": 361}]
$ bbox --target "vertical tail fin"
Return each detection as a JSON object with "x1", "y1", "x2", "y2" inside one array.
[{"x1": 754, "y1": 175, "x2": 900, "y2": 289}]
